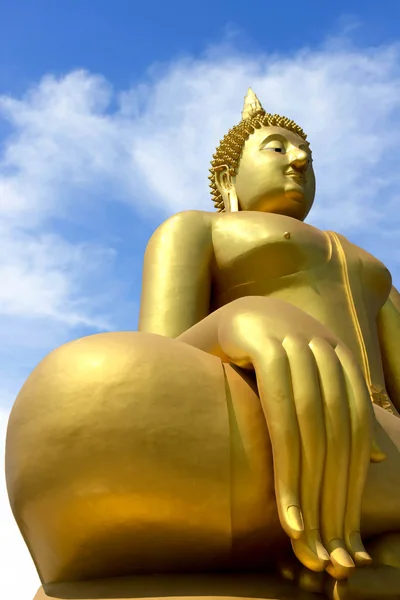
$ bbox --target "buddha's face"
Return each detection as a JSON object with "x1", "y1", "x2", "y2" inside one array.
[{"x1": 233, "y1": 125, "x2": 315, "y2": 220}]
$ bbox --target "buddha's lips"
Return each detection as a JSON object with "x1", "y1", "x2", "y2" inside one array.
[{"x1": 286, "y1": 170, "x2": 306, "y2": 185}]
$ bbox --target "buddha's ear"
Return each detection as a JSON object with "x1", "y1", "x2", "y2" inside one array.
[{"x1": 214, "y1": 165, "x2": 239, "y2": 213}]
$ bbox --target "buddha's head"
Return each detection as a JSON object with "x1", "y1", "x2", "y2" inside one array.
[{"x1": 209, "y1": 90, "x2": 315, "y2": 220}]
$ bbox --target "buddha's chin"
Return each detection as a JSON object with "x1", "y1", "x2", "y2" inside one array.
[
  {"x1": 243, "y1": 190, "x2": 309, "y2": 219},
  {"x1": 284, "y1": 185, "x2": 306, "y2": 202},
  {"x1": 281, "y1": 190, "x2": 309, "y2": 218}
]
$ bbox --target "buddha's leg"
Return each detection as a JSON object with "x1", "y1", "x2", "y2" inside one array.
[
  {"x1": 310, "y1": 407, "x2": 400, "y2": 595},
  {"x1": 290, "y1": 407, "x2": 400, "y2": 598},
  {"x1": 361, "y1": 406, "x2": 400, "y2": 538},
  {"x1": 5, "y1": 332, "x2": 281, "y2": 589},
  {"x1": 355, "y1": 405, "x2": 400, "y2": 596}
]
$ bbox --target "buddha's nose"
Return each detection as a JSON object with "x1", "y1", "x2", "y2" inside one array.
[{"x1": 289, "y1": 149, "x2": 309, "y2": 171}]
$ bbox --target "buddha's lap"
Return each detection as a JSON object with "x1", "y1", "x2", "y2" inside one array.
[
  {"x1": 5, "y1": 332, "x2": 400, "y2": 583},
  {"x1": 6, "y1": 331, "x2": 281, "y2": 583}
]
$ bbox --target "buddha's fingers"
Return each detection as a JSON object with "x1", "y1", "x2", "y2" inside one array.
[
  {"x1": 252, "y1": 337, "x2": 303, "y2": 540},
  {"x1": 335, "y1": 344, "x2": 373, "y2": 567},
  {"x1": 309, "y1": 338, "x2": 355, "y2": 580},
  {"x1": 283, "y1": 335, "x2": 329, "y2": 572}
]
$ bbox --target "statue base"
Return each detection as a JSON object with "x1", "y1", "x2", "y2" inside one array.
[
  {"x1": 33, "y1": 573, "x2": 321, "y2": 600},
  {"x1": 32, "y1": 568, "x2": 400, "y2": 600}
]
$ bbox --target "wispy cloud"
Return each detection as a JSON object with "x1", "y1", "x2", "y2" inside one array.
[
  {"x1": 0, "y1": 225, "x2": 115, "y2": 327},
  {"x1": 2, "y1": 42, "x2": 400, "y2": 342}
]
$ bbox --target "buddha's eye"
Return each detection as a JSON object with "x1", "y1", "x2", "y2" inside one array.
[{"x1": 263, "y1": 140, "x2": 286, "y2": 154}]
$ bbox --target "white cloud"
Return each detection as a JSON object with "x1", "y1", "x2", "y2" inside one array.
[
  {"x1": 2, "y1": 42, "x2": 400, "y2": 337},
  {"x1": 0, "y1": 72, "x2": 129, "y2": 335},
  {"x1": 3, "y1": 43, "x2": 400, "y2": 226},
  {"x1": 0, "y1": 225, "x2": 115, "y2": 328},
  {"x1": 125, "y1": 44, "x2": 400, "y2": 231},
  {"x1": 0, "y1": 71, "x2": 129, "y2": 225},
  {"x1": 2, "y1": 38, "x2": 400, "y2": 593}
]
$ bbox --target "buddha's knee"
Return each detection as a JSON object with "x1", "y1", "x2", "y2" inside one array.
[
  {"x1": 6, "y1": 331, "x2": 225, "y2": 505},
  {"x1": 6, "y1": 332, "x2": 156, "y2": 495},
  {"x1": 9, "y1": 331, "x2": 188, "y2": 419},
  {"x1": 6, "y1": 333, "x2": 231, "y2": 584}
]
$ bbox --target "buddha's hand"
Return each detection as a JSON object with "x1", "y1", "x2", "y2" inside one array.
[{"x1": 216, "y1": 296, "x2": 385, "y2": 580}]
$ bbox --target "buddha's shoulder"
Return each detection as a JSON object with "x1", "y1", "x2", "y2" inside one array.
[
  {"x1": 157, "y1": 210, "x2": 215, "y2": 228},
  {"x1": 331, "y1": 231, "x2": 388, "y2": 265},
  {"x1": 147, "y1": 211, "x2": 215, "y2": 245}
]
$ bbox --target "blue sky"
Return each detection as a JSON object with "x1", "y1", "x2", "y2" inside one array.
[
  {"x1": 3, "y1": 1, "x2": 400, "y2": 99},
  {"x1": 2, "y1": 1, "x2": 397, "y2": 86},
  {"x1": 1, "y1": 1, "x2": 400, "y2": 597}
]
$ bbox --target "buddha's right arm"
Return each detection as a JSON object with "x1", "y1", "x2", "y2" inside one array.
[{"x1": 138, "y1": 211, "x2": 214, "y2": 338}]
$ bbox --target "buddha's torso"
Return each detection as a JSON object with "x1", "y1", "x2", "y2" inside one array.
[{"x1": 210, "y1": 211, "x2": 394, "y2": 410}]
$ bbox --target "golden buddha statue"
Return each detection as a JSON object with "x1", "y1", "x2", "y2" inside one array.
[{"x1": 5, "y1": 90, "x2": 400, "y2": 600}]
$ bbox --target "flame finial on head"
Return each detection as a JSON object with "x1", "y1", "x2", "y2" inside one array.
[{"x1": 241, "y1": 88, "x2": 265, "y2": 120}]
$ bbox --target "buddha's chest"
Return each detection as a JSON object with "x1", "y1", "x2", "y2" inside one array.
[
  {"x1": 211, "y1": 213, "x2": 331, "y2": 289},
  {"x1": 210, "y1": 213, "x2": 391, "y2": 316}
]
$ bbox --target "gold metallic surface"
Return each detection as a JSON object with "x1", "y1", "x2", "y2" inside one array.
[
  {"x1": 32, "y1": 573, "x2": 323, "y2": 600},
  {"x1": 209, "y1": 89, "x2": 308, "y2": 211},
  {"x1": 6, "y1": 90, "x2": 400, "y2": 599}
]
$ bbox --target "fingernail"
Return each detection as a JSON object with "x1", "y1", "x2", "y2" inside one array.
[
  {"x1": 291, "y1": 537, "x2": 327, "y2": 573},
  {"x1": 348, "y1": 531, "x2": 373, "y2": 566},
  {"x1": 308, "y1": 529, "x2": 330, "y2": 563},
  {"x1": 330, "y1": 547, "x2": 355, "y2": 572},
  {"x1": 315, "y1": 540, "x2": 330, "y2": 563},
  {"x1": 287, "y1": 505, "x2": 304, "y2": 532},
  {"x1": 354, "y1": 550, "x2": 373, "y2": 566}
]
